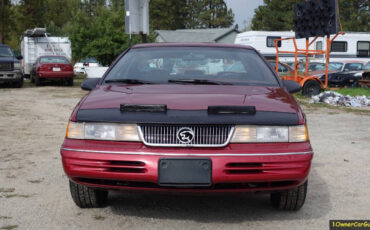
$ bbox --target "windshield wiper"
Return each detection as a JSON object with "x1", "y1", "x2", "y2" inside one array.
[
  {"x1": 105, "y1": 79, "x2": 154, "y2": 84},
  {"x1": 168, "y1": 79, "x2": 232, "y2": 85}
]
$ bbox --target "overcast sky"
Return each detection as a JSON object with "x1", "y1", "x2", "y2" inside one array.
[{"x1": 224, "y1": 0, "x2": 264, "y2": 29}]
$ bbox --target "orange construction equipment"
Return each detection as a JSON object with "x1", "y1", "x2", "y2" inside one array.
[
  {"x1": 274, "y1": 32, "x2": 344, "y2": 95},
  {"x1": 274, "y1": 0, "x2": 344, "y2": 95}
]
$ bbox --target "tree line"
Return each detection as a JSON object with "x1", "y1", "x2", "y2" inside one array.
[
  {"x1": 251, "y1": 0, "x2": 369, "y2": 32},
  {"x1": 1, "y1": 0, "x2": 368, "y2": 65},
  {"x1": 0, "y1": 0, "x2": 234, "y2": 65}
]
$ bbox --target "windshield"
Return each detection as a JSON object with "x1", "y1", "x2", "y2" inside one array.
[
  {"x1": 344, "y1": 63, "x2": 363, "y2": 71},
  {"x1": 328, "y1": 62, "x2": 343, "y2": 71},
  {"x1": 40, "y1": 56, "x2": 69, "y2": 63},
  {"x1": 104, "y1": 47, "x2": 279, "y2": 86},
  {"x1": 0, "y1": 46, "x2": 14, "y2": 57},
  {"x1": 364, "y1": 62, "x2": 370, "y2": 70}
]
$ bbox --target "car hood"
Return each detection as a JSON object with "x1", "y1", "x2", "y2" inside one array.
[
  {"x1": 0, "y1": 57, "x2": 15, "y2": 63},
  {"x1": 80, "y1": 85, "x2": 298, "y2": 113}
]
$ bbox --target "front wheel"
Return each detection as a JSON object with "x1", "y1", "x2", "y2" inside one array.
[
  {"x1": 30, "y1": 74, "x2": 35, "y2": 83},
  {"x1": 13, "y1": 78, "x2": 24, "y2": 88},
  {"x1": 35, "y1": 76, "x2": 41, "y2": 86},
  {"x1": 270, "y1": 181, "x2": 307, "y2": 211},
  {"x1": 69, "y1": 180, "x2": 108, "y2": 208},
  {"x1": 303, "y1": 80, "x2": 321, "y2": 96},
  {"x1": 67, "y1": 78, "x2": 74, "y2": 86}
]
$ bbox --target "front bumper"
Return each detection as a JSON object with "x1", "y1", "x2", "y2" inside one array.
[
  {"x1": 61, "y1": 139, "x2": 313, "y2": 193},
  {"x1": 0, "y1": 70, "x2": 22, "y2": 82}
]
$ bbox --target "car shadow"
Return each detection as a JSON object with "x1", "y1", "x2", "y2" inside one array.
[{"x1": 109, "y1": 168, "x2": 330, "y2": 223}]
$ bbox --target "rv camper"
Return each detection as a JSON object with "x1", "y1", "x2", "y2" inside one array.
[
  {"x1": 21, "y1": 28, "x2": 72, "y2": 77},
  {"x1": 235, "y1": 31, "x2": 370, "y2": 63}
]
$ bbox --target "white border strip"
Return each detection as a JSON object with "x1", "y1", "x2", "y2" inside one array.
[{"x1": 61, "y1": 148, "x2": 313, "y2": 157}]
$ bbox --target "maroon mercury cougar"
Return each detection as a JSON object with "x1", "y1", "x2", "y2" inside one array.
[{"x1": 61, "y1": 43, "x2": 313, "y2": 210}]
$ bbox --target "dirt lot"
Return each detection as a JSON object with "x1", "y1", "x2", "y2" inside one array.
[{"x1": 0, "y1": 85, "x2": 369, "y2": 230}]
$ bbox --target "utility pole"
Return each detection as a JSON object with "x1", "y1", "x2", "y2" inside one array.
[{"x1": 125, "y1": 0, "x2": 150, "y2": 44}]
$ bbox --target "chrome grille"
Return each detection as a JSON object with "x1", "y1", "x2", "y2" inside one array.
[
  {"x1": 138, "y1": 125, "x2": 234, "y2": 147},
  {"x1": 0, "y1": 63, "x2": 12, "y2": 71}
]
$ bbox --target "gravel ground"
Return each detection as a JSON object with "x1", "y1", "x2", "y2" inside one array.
[{"x1": 0, "y1": 86, "x2": 369, "y2": 230}]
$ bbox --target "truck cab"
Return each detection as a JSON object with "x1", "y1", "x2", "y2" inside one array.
[{"x1": 0, "y1": 44, "x2": 23, "y2": 88}]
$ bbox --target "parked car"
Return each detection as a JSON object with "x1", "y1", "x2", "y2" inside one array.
[
  {"x1": 320, "y1": 61, "x2": 366, "y2": 87},
  {"x1": 61, "y1": 43, "x2": 313, "y2": 211},
  {"x1": 0, "y1": 44, "x2": 23, "y2": 88},
  {"x1": 73, "y1": 57, "x2": 101, "y2": 74},
  {"x1": 21, "y1": 28, "x2": 72, "y2": 78},
  {"x1": 359, "y1": 62, "x2": 370, "y2": 87},
  {"x1": 268, "y1": 61, "x2": 293, "y2": 76},
  {"x1": 328, "y1": 61, "x2": 364, "y2": 72},
  {"x1": 30, "y1": 56, "x2": 74, "y2": 86}
]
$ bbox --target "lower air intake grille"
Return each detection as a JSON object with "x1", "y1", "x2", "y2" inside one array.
[{"x1": 139, "y1": 125, "x2": 234, "y2": 147}]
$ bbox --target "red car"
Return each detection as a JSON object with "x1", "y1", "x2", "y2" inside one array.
[
  {"x1": 31, "y1": 56, "x2": 74, "y2": 86},
  {"x1": 61, "y1": 43, "x2": 313, "y2": 210}
]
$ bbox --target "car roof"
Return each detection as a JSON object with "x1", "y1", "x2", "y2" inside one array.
[
  {"x1": 132, "y1": 42, "x2": 254, "y2": 50},
  {"x1": 0, "y1": 44, "x2": 10, "y2": 47}
]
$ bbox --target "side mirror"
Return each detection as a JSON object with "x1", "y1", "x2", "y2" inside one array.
[
  {"x1": 283, "y1": 80, "x2": 301, "y2": 94},
  {"x1": 16, "y1": 55, "x2": 23, "y2": 60},
  {"x1": 81, "y1": 78, "x2": 100, "y2": 91},
  {"x1": 344, "y1": 68, "x2": 349, "y2": 72}
]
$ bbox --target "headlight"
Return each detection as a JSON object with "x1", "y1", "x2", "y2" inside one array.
[
  {"x1": 14, "y1": 63, "x2": 21, "y2": 68},
  {"x1": 66, "y1": 122, "x2": 140, "y2": 141},
  {"x1": 231, "y1": 125, "x2": 308, "y2": 143}
]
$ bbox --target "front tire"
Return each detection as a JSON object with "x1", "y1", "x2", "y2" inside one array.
[
  {"x1": 35, "y1": 76, "x2": 41, "y2": 86},
  {"x1": 30, "y1": 74, "x2": 35, "y2": 83},
  {"x1": 303, "y1": 80, "x2": 321, "y2": 96},
  {"x1": 67, "y1": 78, "x2": 74, "y2": 86},
  {"x1": 270, "y1": 181, "x2": 307, "y2": 211},
  {"x1": 69, "y1": 180, "x2": 108, "y2": 208},
  {"x1": 13, "y1": 77, "x2": 24, "y2": 88}
]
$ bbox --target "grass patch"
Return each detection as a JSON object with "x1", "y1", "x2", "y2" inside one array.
[
  {"x1": 27, "y1": 179, "x2": 43, "y2": 184},
  {"x1": 293, "y1": 92, "x2": 306, "y2": 99},
  {"x1": 0, "y1": 225, "x2": 18, "y2": 230},
  {"x1": 0, "y1": 188, "x2": 15, "y2": 193},
  {"x1": 3, "y1": 194, "x2": 30, "y2": 199},
  {"x1": 331, "y1": 88, "x2": 370, "y2": 97},
  {"x1": 93, "y1": 215, "x2": 106, "y2": 220}
]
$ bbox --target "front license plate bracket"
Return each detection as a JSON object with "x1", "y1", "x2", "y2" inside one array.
[{"x1": 158, "y1": 158, "x2": 212, "y2": 188}]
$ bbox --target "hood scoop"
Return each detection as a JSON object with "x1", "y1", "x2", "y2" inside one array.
[
  {"x1": 120, "y1": 104, "x2": 256, "y2": 115},
  {"x1": 208, "y1": 106, "x2": 256, "y2": 115},
  {"x1": 120, "y1": 104, "x2": 167, "y2": 112}
]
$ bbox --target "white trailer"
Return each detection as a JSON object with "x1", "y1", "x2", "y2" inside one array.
[
  {"x1": 21, "y1": 28, "x2": 72, "y2": 76},
  {"x1": 235, "y1": 31, "x2": 370, "y2": 63}
]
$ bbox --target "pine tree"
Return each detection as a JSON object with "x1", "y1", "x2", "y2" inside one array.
[
  {"x1": 186, "y1": 0, "x2": 234, "y2": 29},
  {"x1": 18, "y1": 0, "x2": 46, "y2": 29},
  {"x1": 150, "y1": 0, "x2": 187, "y2": 30},
  {"x1": 0, "y1": 0, "x2": 12, "y2": 43}
]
